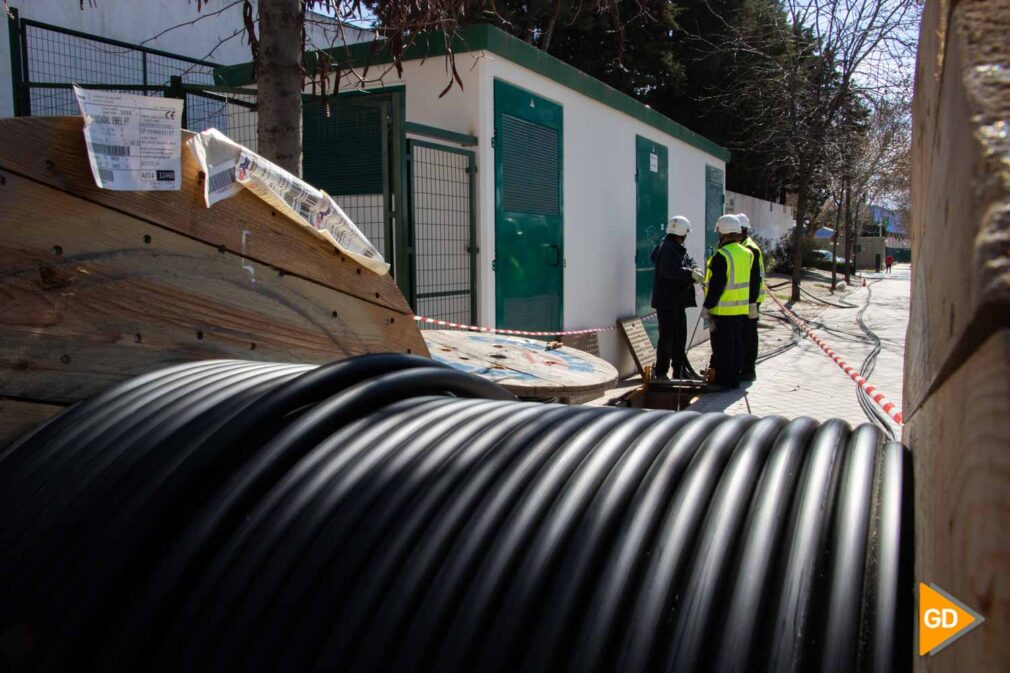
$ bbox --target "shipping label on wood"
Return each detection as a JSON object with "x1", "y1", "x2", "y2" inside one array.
[
  {"x1": 619, "y1": 317, "x2": 656, "y2": 376},
  {"x1": 73, "y1": 85, "x2": 183, "y2": 191}
]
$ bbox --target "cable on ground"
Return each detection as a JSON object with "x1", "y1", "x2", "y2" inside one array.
[{"x1": 767, "y1": 294, "x2": 904, "y2": 425}]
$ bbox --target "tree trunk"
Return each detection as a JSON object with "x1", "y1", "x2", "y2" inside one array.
[
  {"x1": 790, "y1": 176, "x2": 808, "y2": 302},
  {"x1": 831, "y1": 196, "x2": 842, "y2": 291},
  {"x1": 541, "y1": 0, "x2": 564, "y2": 52},
  {"x1": 847, "y1": 198, "x2": 860, "y2": 281},
  {"x1": 843, "y1": 181, "x2": 852, "y2": 284},
  {"x1": 257, "y1": 0, "x2": 303, "y2": 176}
]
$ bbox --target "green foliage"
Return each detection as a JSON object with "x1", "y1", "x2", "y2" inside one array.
[
  {"x1": 456, "y1": 0, "x2": 684, "y2": 96},
  {"x1": 772, "y1": 231, "x2": 818, "y2": 273}
]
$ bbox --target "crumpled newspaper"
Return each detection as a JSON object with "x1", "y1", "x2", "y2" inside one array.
[{"x1": 187, "y1": 128, "x2": 389, "y2": 275}]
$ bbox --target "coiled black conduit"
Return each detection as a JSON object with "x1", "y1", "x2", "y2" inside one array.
[{"x1": 0, "y1": 354, "x2": 912, "y2": 673}]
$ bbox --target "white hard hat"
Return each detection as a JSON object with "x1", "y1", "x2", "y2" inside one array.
[
  {"x1": 715, "y1": 214, "x2": 742, "y2": 234},
  {"x1": 736, "y1": 213, "x2": 750, "y2": 230},
  {"x1": 666, "y1": 215, "x2": 691, "y2": 236}
]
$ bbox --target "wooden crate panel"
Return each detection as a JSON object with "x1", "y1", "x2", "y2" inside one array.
[
  {"x1": 0, "y1": 171, "x2": 427, "y2": 405},
  {"x1": 906, "y1": 0, "x2": 1010, "y2": 414},
  {"x1": 0, "y1": 399, "x2": 66, "y2": 451},
  {"x1": 906, "y1": 330, "x2": 1010, "y2": 673}
]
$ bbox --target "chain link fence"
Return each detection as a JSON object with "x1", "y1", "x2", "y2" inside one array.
[
  {"x1": 11, "y1": 15, "x2": 257, "y2": 147},
  {"x1": 408, "y1": 140, "x2": 477, "y2": 327}
]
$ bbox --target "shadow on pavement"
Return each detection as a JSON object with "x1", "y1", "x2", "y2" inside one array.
[{"x1": 690, "y1": 387, "x2": 752, "y2": 413}]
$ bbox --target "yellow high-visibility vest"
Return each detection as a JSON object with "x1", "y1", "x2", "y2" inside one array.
[
  {"x1": 743, "y1": 236, "x2": 766, "y2": 303},
  {"x1": 705, "y1": 242, "x2": 754, "y2": 316}
]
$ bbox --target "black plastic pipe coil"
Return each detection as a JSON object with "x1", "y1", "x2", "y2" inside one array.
[{"x1": 0, "y1": 354, "x2": 913, "y2": 673}]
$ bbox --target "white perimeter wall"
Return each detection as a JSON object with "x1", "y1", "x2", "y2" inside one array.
[
  {"x1": 1, "y1": 1, "x2": 371, "y2": 117},
  {"x1": 726, "y1": 190, "x2": 794, "y2": 248}
]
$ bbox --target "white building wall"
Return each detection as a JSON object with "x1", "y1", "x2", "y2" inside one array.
[
  {"x1": 1, "y1": 0, "x2": 371, "y2": 117},
  {"x1": 726, "y1": 190, "x2": 794, "y2": 248},
  {"x1": 336, "y1": 51, "x2": 726, "y2": 375}
]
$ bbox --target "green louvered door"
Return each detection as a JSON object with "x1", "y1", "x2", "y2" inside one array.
[
  {"x1": 636, "y1": 136, "x2": 668, "y2": 346},
  {"x1": 303, "y1": 97, "x2": 391, "y2": 258},
  {"x1": 494, "y1": 80, "x2": 564, "y2": 332}
]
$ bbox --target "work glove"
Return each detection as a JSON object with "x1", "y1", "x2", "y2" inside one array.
[
  {"x1": 748, "y1": 303, "x2": 759, "y2": 319},
  {"x1": 701, "y1": 307, "x2": 711, "y2": 321},
  {"x1": 691, "y1": 268, "x2": 704, "y2": 283}
]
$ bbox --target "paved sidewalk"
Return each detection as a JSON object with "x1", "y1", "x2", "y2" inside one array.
[{"x1": 685, "y1": 265, "x2": 910, "y2": 429}]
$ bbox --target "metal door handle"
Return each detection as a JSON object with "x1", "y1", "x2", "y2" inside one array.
[{"x1": 547, "y1": 244, "x2": 561, "y2": 267}]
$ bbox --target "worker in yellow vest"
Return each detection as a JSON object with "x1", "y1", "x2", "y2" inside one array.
[
  {"x1": 702, "y1": 214, "x2": 758, "y2": 390},
  {"x1": 738, "y1": 213, "x2": 766, "y2": 381}
]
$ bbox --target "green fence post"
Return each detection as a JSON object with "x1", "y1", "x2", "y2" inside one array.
[
  {"x1": 168, "y1": 75, "x2": 186, "y2": 128},
  {"x1": 8, "y1": 8, "x2": 27, "y2": 116}
]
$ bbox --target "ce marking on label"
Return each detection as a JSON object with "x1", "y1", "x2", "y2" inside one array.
[{"x1": 165, "y1": 110, "x2": 177, "y2": 120}]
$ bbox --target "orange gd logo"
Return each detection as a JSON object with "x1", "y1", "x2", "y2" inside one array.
[{"x1": 919, "y1": 583, "x2": 985, "y2": 656}]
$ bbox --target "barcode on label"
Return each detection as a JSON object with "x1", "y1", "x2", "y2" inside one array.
[
  {"x1": 208, "y1": 167, "x2": 236, "y2": 193},
  {"x1": 92, "y1": 143, "x2": 131, "y2": 157},
  {"x1": 98, "y1": 168, "x2": 115, "y2": 183}
]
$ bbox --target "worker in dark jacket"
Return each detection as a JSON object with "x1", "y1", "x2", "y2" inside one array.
[
  {"x1": 738, "y1": 213, "x2": 765, "y2": 381},
  {"x1": 702, "y1": 214, "x2": 759, "y2": 390},
  {"x1": 650, "y1": 215, "x2": 704, "y2": 380}
]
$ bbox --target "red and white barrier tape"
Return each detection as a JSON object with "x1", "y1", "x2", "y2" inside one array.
[
  {"x1": 412, "y1": 312, "x2": 657, "y2": 337},
  {"x1": 768, "y1": 293, "x2": 903, "y2": 425}
]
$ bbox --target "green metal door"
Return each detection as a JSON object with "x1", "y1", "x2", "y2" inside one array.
[
  {"x1": 705, "y1": 165, "x2": 725, "y2": 259},
  {"x1": 494, "y1": 79, "x2": 564, "y2": 332},
  {"x1": 636, "y1": 136, "x2": 668, "y2": 346}
]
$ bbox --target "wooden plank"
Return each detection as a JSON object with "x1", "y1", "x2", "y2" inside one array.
[
  {"x1": 561, "y1": 332, "x2": 603, "y2": 403},
  {"x1": 907, "y1": 6, "x2": 1010, "y2": 671},
  {"x1": 561, "y1": 331, "x2": 601, "y2": 357},
  {"x1": 0, "y1": 171, "x2": 428, "y2": 405},
  {"x1": 906, "y1": 0, "x2": 1010, "y2": 414},
  {"x1": 422, "y1": 330, "x2": 617, "y2": 398},
  {"x1": 906, "y1": 330, "x2": 1010, "y2": 673},
  {"x1": 0, "y1": 117, "x2": 411, "y2": 315},
  {"x1": 618, "y1": 317, "x2": 656, "y2": 377},
  {"x1": 0, "y1": 399, "x2": 66, "y2": 451}
]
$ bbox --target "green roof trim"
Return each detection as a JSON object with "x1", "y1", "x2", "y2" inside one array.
[{"x1": 215, "y1": 24, "x2": 730, "y2": 162}]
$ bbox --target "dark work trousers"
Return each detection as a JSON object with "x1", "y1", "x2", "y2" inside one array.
[
  {"x1": 655, "y1": 308, "x2": 688, "y2": 378},
  {"x1": 710, "y1": 315, "x2": 745, "y2": 388},
  {"x1": 742, "y1": 311, "x2": 760, "y2": 378}
]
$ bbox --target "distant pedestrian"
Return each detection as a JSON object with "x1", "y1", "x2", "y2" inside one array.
[
  {"x1": 885, "y1": 254, "x2": 894, "y2": 273},
  {"x1": 702, "y1": 214, "x2": 756, "y2": 391},
  {"x1": 650, "y1": 216, "x2": 704, "y2": 380}
]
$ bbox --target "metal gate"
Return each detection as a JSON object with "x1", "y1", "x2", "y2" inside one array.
[{"x1": 407, "y1": 139, "x2": 477, "y2": 327}]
